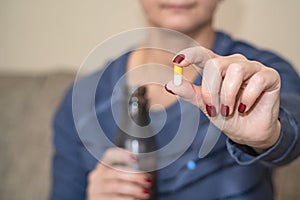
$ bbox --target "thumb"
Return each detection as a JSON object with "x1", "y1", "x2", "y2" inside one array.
[
  {"x1": 165, "y1": 80, "x2": 205, "y2": 109},
  {"x1": 101, "y1": 147, "x2": 137, "y2": 166},
  {"x1": 172, "y1": 46, "x2": 217, "y2": 68}
]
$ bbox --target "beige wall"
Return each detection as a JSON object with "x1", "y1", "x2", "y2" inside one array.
[{"x1": 0, "y1": 0, "x2": 299, "y2": 74}]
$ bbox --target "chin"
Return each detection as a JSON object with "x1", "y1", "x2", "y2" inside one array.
[
  {"x1": 160, "y1": 23, "x2": 199, "y2": 35},
  {"x1": 153, "y1": 17, "x2": 205, "y2": 34}
]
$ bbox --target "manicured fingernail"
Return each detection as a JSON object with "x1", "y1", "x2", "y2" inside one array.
[
  {"x1": 143, "y1": 188, "x2": 151, "y2": 195},
  {"x1": 164, "y1": 84, "x2": 175, "y2": 95},
  {"x1": 221, "y1": 104, "x2": 230, "y2": 117},
  {"x1": 238, "y1": 103, "x2": 247, "y2": 113},
  {"x1": 172, "y1": 54, "x2": 185, "y2": 64},
  {"x1": 206, "y1": 105, "x2": 217, "y2": 117},
  {"x1": 145, "y1": 177, "x2": 153, "y2": 184}
]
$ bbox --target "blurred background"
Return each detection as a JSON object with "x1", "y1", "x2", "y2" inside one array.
[{"x1": 0, "y1": 0, "x2": 299, "y2": 199}]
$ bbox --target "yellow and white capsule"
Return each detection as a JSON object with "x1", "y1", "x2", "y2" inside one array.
[{"x1": 173, "y1": 65, "x2": 183, "y2": 86}]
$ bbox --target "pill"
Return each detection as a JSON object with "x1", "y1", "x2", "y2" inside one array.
[{"x1": 174, "y1": 65, "x2": 183, "y2": 86}]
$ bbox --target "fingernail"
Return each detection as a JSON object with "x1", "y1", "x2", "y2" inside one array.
[
  {"x1": 145, "y1": 177, "x2": 153, "y2": 184},
  {"x1": 172, "y1": 54, "x2": 185, "y2": 64},
  {"x1": 206, "y1": 105, "x2": 217, "y2": 117},
  {"x1": 131, "y1": 155, "x2": 138, "y2": 162},
  {"x1": 238, "y1": 103, "x2": 247, "y2": 113},
  {"x1": 143, "y1": 188, "x2": 151, "y2": 195},
  {"x1": 221, "y1": 104, "x2": 230, "y2": 117},
  {"x1": 164, "y1": 84, "x2": 175, "y2": 95}
]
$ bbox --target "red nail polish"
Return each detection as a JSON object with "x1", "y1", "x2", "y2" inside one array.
[
  {"x1": 221, "y1": 104, "x2": 230, "y2": 117},
  {"x1": 143, "y1": 188, "x2": 151, "y2": 195},
  {"x1": 145, "y1": 177, "x2": 153, "y2": 184},
  {"x1": 172, "y1": 54, "x2": 185, "y2": 64},
  {"x1": 206, "y1": 105, "x2": 217, "y2": 117},
  {"x1": 164, "y1": 84, "x2": 175, "y2": 95},
  {"x1": 238, "y1": 103, "x2": 247, "y2": 113}
]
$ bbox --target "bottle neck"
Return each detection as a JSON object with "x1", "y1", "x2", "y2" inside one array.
[
  {"x1": 128, "y1": 97, "x2": 150, "y2": 127},
  {"x1": 126, "y1": 85, "x2": 150, "y2": 127}
]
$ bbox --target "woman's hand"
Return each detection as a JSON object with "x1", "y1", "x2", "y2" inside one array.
[
  {"x1": 87, "y1": 148, "x2": 152, "y2": 200},
  {"x1": 165, "y1": 46, "x2": 281, "y2": 151}
]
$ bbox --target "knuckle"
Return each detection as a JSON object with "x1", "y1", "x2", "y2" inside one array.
[
  {"x1": 107, "y1": 166, "x2": 119, "y2": 178},
  {"x1": 106, "y1": 147, "x2": 116, "y2": 156},
  {"x1": 269, "y1": 67, "x2": 279, "y2": 75},
  {"x1": 208, "y1": 57, "x2": 220, "y2": 66},
  {"x1": 109, "y1": 181, "x2": 120, "y2": 192},
  {"x1": 201, "y1": 89, "x2": 212, "y2": 103},
  {"x1": 228, "y1": 63, "x2": 245, "y2": 75},
  {"x1": 206, "y1": 58, "x2": 224, "y2": 72},
  {"x1": 268, "y1": 67, "x2": 281, "y2": 79},
  {"x1": 222, "y1": 91, "x2": 235, "y2": 104},
  {"x1": 232, "y1": 53, "x2": 246, "y2": 60},
  {"x1": 124, "y1": 185, "x2": 136, "y2": 194},
  {"x1": 205, "y1": 58, "x2": 221, "y2": 74},
  {"x1": 119, "y1": 171, "x2": 129, "y2": 180},
  {"x1": 242, "y1": 92, "x2": 253, "y2": 102},
  {"x1": 102, "y1": 148, "x2": 113, "y2": 160},
  {"x1": 250, "y1": 60, "x2": 265, "y2": 71},
  {"x1": 252, "y1": 74, "x2": 266, "y2": 86}
]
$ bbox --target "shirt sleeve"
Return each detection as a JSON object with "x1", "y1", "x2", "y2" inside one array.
[
  {"x1": 227, "y1": 55, "x2": 300, "y2": 167},
  {"x1": 50, "y1": 88, "x2": 87, "y2": 200}
]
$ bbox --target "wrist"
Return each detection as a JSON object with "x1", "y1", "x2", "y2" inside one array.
[{"x1": 252, "y1": 120, "x2": 282, "y2": 154}]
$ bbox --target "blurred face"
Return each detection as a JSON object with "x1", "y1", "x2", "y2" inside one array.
[{"x1": 139, "y1": 0, "x2": 219, "y2": 34}]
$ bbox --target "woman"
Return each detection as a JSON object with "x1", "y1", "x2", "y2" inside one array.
[{"x1": 51, "y1": 0, "x2": 300, "y2": 199}]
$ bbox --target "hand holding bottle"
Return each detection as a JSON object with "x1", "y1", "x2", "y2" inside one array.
[{"x1": 87, "y1": 147, "x2": 153, "y2": 200}]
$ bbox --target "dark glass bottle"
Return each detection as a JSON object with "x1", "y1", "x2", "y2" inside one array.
[{"x1": 115, "y1": 85, "x2": 157, "y2": 199}]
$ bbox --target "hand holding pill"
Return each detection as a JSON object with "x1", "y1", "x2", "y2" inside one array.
[
  {"x1": 166, "y1": 46, "x2": 281, "y2": 152},
  {"x1": 172, "y1": 54, "x2": 186, "y2": 86}
]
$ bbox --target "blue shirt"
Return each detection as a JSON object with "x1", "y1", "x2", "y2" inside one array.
[{"x1": 51, "y1": 32, "x2": 300, "y2": 200}]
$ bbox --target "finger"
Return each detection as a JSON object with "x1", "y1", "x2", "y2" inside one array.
[
  {"x1": 171, "y1": 47, "x2": 222, "y2": 116},
  {"x1": 89, "y1": 193, "x2": 137, "y2": 200},
  {"x1": 172, "y1": 46, "x2": 217, "y2": 67},
  {"x1": 104, "y1": 167, "x2": 153, "y2": 187},
  {"x1": 88, "y1": 168, "x2": 152, "y2": 199},
  {"x1": 219, "y1": 62, "x2": 261, "y2": 116},
  {"x1": 87, "y1": 167, "x2": 152, "y2": 199},
  {"x1": 165, "y1": 79, "x2": 205, "y2": 109},
  {"x1": 102, "y1": 179, "x2": 151, "y2": 200},
  {"x1": 172, "y1": 49, "x2": 247, "y2": 117},
  {"x1": 201, "y1": 55, "x2": 252, "y2": 115},
  {"x1": 165, "y1": 80, "x2": 225, "y2": 127},
  {"x1": 200, "y1": 58, "x2": 223, "y2": 116},
  {"x1": 238, "y1": 68, "x2": 281, "y2": 113},
  {"x1": 101, "y1": 147, "x2": 137, "y2": 166}
]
